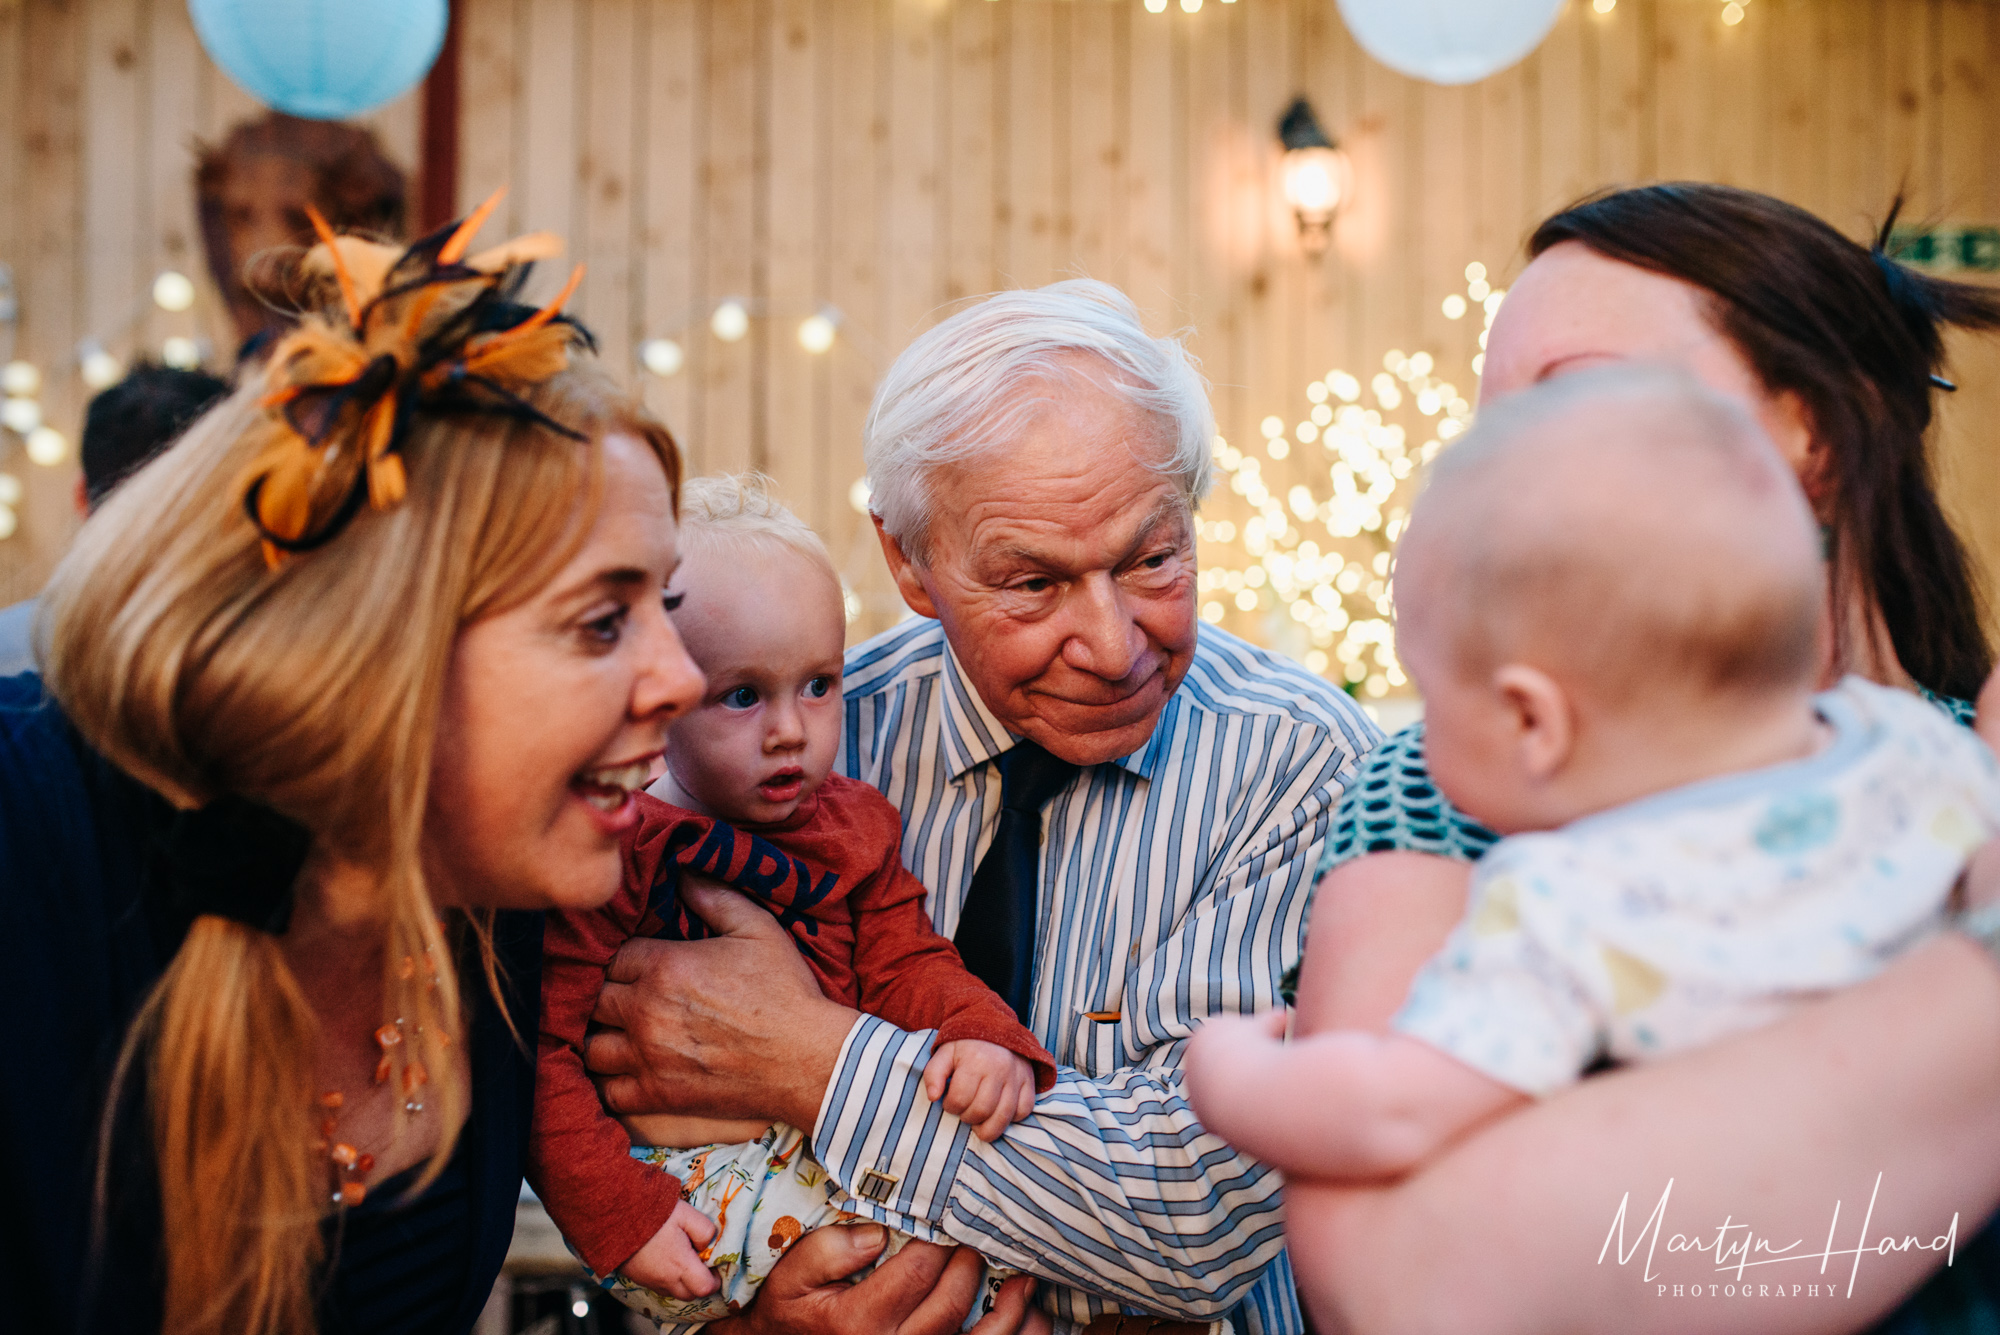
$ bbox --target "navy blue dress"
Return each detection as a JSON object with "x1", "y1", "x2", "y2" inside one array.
[{"x1": 0, "y1": 673, "x2": 544, "y2": 1335}]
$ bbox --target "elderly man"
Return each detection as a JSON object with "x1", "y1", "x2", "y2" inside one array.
[{"x1": 587, "y1": 280, "x2": 1376, "y2": 1334}]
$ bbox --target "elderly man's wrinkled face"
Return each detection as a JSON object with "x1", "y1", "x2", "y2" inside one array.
[{"x1": 876, "y1": 371, "x2": 1199, "y2": 767}]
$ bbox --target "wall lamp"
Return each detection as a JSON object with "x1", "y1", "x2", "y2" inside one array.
[{"x1": 1278, "y1": 97, "x2": 1352, "y2": 256}]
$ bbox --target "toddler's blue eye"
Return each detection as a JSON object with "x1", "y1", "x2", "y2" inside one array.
[
  {"x1": 805, "y1": 677, "x2": 832, "y2": 699},
  {"x1": 723, "y1": 686, "x2": 759, "y2": 709}
]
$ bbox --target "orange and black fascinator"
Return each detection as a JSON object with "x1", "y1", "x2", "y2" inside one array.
[{"x1": 242, "y1": 191, "x2": 592, "y2": 568}]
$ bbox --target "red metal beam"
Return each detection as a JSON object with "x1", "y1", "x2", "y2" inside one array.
[{"x1": 417, "y1": 0, "x2": 464, "y2": 233}]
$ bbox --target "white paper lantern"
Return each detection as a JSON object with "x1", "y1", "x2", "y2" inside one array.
[
  {"x1": 189, "y1": 0, "x2": 448, "y2": 120},
  {"x1": 1335, "y1": 0, "x2": 1566, "y2": 85}
]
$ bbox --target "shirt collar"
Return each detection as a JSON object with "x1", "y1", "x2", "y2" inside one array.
[{"x1": 938, "y1": 638, "x2": 1183, "y2": 783}]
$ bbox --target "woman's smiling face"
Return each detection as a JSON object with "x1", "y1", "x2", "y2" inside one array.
[{"x1": 423, "y1": 431, "x2": 705, "y2": 911}]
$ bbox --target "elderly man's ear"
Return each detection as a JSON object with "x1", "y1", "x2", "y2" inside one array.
[{"x1": 873, "y1": 515, "x2": 941, "y2": 621}]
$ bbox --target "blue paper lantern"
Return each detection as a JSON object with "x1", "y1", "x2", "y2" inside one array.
[{"x1": 189, "y1": 0, "x2": 448, "y2": 121}]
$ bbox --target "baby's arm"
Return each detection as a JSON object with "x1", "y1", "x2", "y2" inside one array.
[
  {"x1": 922, "y1": 1039, "x2": 1038, "y2": 1142},
  {"x1": 1185, "y1": 1009, "x2": 1526, "y2": 1181}
]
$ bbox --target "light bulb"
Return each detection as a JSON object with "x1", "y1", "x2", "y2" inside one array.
[
  {"x1": 1, "y1": 397, "x2": 39, "y2": 435},
  {"x1": 0, "y1": 472, "x2": 20, "y2": 505},
  {"x1": 1593, "y1": 0, "x2": 1615, "y2": 11},
  {"x1": 639, "y1": 338, "x2": 685, "y2": 377},
  {"x1": 79, "y1": 341, "x2": 122, "y2": 390},
  {"x1": 1180, "y1": 0, "x2": 1202, "y2": 11},
  {"x1": 1145, "y1": 0, "x2": 1167, "y2": 12},
  {"x1": 711, "y1": 300, "x2": 750, "y2": 343},
  {"x1": 1464, "y1": 262, "x2": 1487, "y2": 283},
  {"x1": 26, "y1": 425, "x2": 67, "y2": 466},
  {"x1": 798, "y1": 312, "x2": 837, "y2": 354},
  {"x1": 161, "y1": 336, "x2": 201, "y2": 370},
  {"x1": 0, "y1": 505, "x2": 14, "y2": 540},
  {"x1": 1441, "y1": 294, "x2": 1467, "y2": 319},
  {"x1": 848, "y1": 477, "x2": 872, "y2": 514},
  {"x1": 152, "y1": 270, "x2": 196, "y2": 313},
  {"x1": 1, "y1": 361, "x2": 39, "y2": 397}
]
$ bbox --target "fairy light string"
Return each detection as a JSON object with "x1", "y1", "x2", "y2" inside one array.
[{"x1": 1195, "y1": 262, "x2": 1502, "y2": 702}]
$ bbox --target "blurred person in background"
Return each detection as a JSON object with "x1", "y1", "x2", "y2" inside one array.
[
  {"x1": 0, "y1": 363, "x2": 229, "y2": 676},
  {"x1": 195, "y1": 112, "x2": 406, "y2": 356}
]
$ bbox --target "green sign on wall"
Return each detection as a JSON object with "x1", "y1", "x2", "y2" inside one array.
[{"x1": 1887, "y1": 224, "x2": 2000, "y2": 273}]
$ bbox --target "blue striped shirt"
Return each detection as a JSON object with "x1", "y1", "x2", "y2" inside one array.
[{"x1": 813, "y1": 617, "x2": 1378, "y2": 1333}]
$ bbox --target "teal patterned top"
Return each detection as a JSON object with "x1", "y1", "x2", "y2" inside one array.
[
  {"x1": 1308, "y1": 689, "x2": 1999, "y2": 1335},
  {"x1": 1316, "y1": 691, "x2": 1978, "y2": 880}
]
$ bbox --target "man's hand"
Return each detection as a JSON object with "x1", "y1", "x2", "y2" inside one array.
[
  {"x1": 706, "y1": 1224, "x2": 1039, "y2": 1335},
  {"x1": 619, "y1": 1200, "x2": 721, "y2": 1299},
  {"x1": 923, "y1": 1040, "x2": 1038, "y2": 1142},
  {"x1": 585, "y1": 879, "x2": 860, "y2": 1130}
]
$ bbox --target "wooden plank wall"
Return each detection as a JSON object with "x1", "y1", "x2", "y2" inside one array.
[
  {"x1": 0, "y1": 0, "x2": 419, "y2": 601},
  {"x1": 450, "y1": 0, "x2": 2000, "y2": 642},
  {"x1": 3, "y1": 0, "x2": 1999, "y2": 653}
]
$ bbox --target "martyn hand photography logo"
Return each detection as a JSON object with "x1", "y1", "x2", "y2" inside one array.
[{"x1": 1599, "y1": 1175, "x2": 1959, "y2": 1300}]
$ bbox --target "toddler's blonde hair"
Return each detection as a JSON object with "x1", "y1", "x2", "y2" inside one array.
[{"x1": 678, "y1": 472, "x2": 838, "y2": 586}]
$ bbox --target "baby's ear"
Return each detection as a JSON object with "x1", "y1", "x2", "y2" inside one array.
[{"x1": 1492, "y1": 664, "x2": 1574, "y2": 783}]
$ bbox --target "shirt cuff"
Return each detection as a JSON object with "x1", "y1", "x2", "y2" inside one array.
[{"x1": 811, "y1": 1013, "x2": 975, "y2": 1230}]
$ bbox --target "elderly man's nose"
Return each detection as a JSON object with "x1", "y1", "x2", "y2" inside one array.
[{"x1": 1061, "y1": 578, "x2": 1146, "y2": 679}]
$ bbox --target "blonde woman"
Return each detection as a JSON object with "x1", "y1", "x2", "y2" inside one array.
[{"x1": 0, "y1": 212, "x2": 701, "y2": 1335}]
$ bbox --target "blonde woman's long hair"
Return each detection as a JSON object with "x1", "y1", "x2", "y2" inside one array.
[{"x1": 41, "y1": 361, "x2": 678, "y2": 1335}]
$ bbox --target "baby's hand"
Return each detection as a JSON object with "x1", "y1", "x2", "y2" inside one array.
[
  {"x1": 618, "y1": 1200, "x2": 721, "y2": 1299},
  {"x1": 922, "y1": 1039, "x2": 1037, "y2": 1142}
]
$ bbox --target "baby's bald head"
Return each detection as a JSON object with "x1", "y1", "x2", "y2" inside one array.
[{"x1": 1395, "y1": 366, "x2": 1822, "y2": 708}]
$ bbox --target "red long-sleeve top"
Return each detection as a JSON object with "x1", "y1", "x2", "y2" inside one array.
[{"x1": 530, "y1": 775, "x2": 1056, "y2": 1276}]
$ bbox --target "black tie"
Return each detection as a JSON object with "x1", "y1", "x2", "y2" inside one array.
[{"x1": 954, "y1": 739, "x2": 1080, "y2": 1023}]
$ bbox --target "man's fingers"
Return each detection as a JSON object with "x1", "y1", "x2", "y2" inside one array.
[
  {"x1": 893, "y1": 1242, "x2": 986, "y2": 1335},
  {"x1": 681, "y1": 879, "x2": 789, "y2": 938},
  {"x1": 966, "y1": 1274, "x2": 1038, "y2": 1335},
  {"x1": 840, "y1": 1235, "x2": 961, "y2": 1332},
  {"x1": 582, "y1": 1024, "x2": 641, "y2": 1078},
  {"x1": 594, "y1": 1073, "x2": 646, "y2": 1116},
  {"x1": 1260, "y1": 1007, "x2": 1290, "y2": 1038},
  {"x1": 762, "y1": 1223, "x2": 889, "y2": 1298},
  {"x1": 1015, "y1": 1082, "x2": 1036, "y2": 1121},
  {"x1": 590, "y1": 977, "x2": 635, "y2": 1030},
  {"x1": 603, "y1": 936, "x2": 675, "y2": 988}
]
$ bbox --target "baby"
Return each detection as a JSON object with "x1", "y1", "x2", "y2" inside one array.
[
  {"x1": 1186, "y1": 367, "x2": 2000, "y2": 1180},
  {"x1": 531, "y1": 474, "x2": 1055, "y2": 1328}
]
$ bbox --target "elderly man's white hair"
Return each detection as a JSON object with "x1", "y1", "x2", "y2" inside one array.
[{"x1": 864, "y1": 278, "x2": 1215, "y2": 564}]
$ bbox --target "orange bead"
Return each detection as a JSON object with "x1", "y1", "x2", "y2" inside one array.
[
  {"x1": 375, "y1": 1023, "x2": 403, "y2": 1049},
  {"x1": 398, "y1": 955, "x2": 417, "y2": 980},
  {"x1": 374, "y1": 1055, "x2": 392, "y2": 1085},
  {"x1": 330, "y1": 1143, "x2": 360, "y2": 1169},
  {"x1": 356, "y1": 1153, "x2": 375, "y2": 1175},
  {"x1": 320, "y1": 1117, "x2": 338, "y2": 1139},
  {"x1": 337, "y1": 1181, "x2": 367, "y2": 1208},
  {"x1": 402, "y1": 1060, "x2": 429, "y2": 1092},
  {"x1": 318, "y1": 1091, "x2": 344, "y2": 1109}
]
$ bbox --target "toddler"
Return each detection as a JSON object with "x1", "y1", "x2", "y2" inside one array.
[
  {"x1": 531, "y1": 474, "x2": 1055, "y2": 1328},
  {"x1": 1186, "y1": 367, "x2": 2000, "y2": 1180}
]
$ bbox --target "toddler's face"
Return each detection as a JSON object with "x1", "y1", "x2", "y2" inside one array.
[{"x1": 661, "y1": 540, "x2": 846, "y2": 826}]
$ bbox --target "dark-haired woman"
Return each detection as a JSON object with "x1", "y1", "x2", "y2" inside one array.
[{"x1": 1287, "y1": 183, "x2": 2000, "y2": 1333}]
